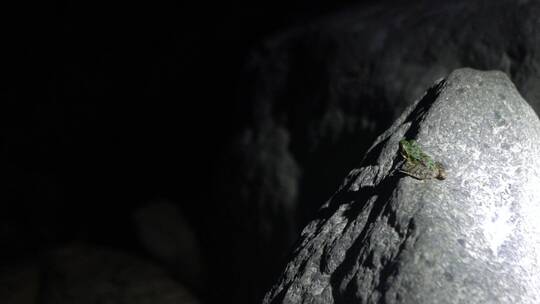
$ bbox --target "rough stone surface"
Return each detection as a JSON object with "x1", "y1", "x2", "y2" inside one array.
[
  {"x1": 263, "y1": 68, "x2": 540, "y2": 303},
  {"x1": 218, "y1": 2, "x2": 540, "y2": 302}
]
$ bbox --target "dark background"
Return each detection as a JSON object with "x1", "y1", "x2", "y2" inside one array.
[{"x1": 1, "y1": 0, "x2": 378, "y2": 303}]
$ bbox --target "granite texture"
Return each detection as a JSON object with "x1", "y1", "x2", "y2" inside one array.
[{"x1": 263, "y1": 68, "x2": 540, "y2": 304}]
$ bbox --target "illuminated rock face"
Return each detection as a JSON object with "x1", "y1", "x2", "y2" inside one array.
[
  {"x1": 224, "y1": 3, "x2": 540, "y2": 302},
  {"x1": 263, "y1": 68, "x2": 540, "y2": 304}
]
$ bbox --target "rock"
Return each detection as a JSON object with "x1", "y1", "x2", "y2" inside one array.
[
  {"x1": 215, "y1": 121, "x2": 301, "y2": 303},
  {"x1": 245, "y1": 0, "x2": 540, "y2": 124},
  {"x1": 132, "y1": 199, "x2": 206, "y2": 291},
  {"x1": 41, "y1": 244, "x2": 200, "y2": 304},
  {"x1": 263, "y1": 68, "x2": 540, "y2": 304},
  {"x1": 220, "y1": 2, "x2": 540, "y2": 301}
]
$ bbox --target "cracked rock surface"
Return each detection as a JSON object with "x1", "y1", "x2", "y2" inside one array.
[{"x1": 263, "y1": 68, "x2": 540, "y2": 304}]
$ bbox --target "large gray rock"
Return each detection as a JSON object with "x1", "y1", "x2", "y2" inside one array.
[
  {"x1": 263, "y1": 68, "x2": 540, "y2": 303},
  {"x1": 219, "y1": 2, "x2": 540, "y2": 302},
  {"x1": 235, "y1": 0, "x2": 540, "y2": 228}
]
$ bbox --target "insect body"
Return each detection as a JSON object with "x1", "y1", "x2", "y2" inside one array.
[{"x1": 399, "y1": 139, "x2": 446, "y2": 180}]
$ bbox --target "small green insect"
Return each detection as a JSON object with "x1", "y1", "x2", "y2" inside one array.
[{"x1": 398, "y1": 139, "x2": 446, "y2": 180}]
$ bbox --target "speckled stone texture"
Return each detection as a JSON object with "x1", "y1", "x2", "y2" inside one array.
[
  {"x1": 263, "y1": 68, "x2": 540, "y2": 304},
  {"x1": 217, "y1": 3, "x2": 540, "y2": 302}
]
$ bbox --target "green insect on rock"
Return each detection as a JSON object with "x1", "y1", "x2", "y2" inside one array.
[{"x1": 398, "y1": 139, "x2": 446, "y2": 180}]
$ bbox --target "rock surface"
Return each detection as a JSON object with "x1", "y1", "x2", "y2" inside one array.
[
  {"x1": 218, "y1": 2, "x2": 540, "y2": 302},
  {"x1": 263, "y1": 68, "x2": 540, "y2": 303}
]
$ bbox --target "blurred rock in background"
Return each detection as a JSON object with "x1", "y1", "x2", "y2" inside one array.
[
  {"x1": 0, "y1": 244, "x2": 200, "y2": 304},
  {"x1": 133, "y1": 199, "x2": 206, "y2": 292}
]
